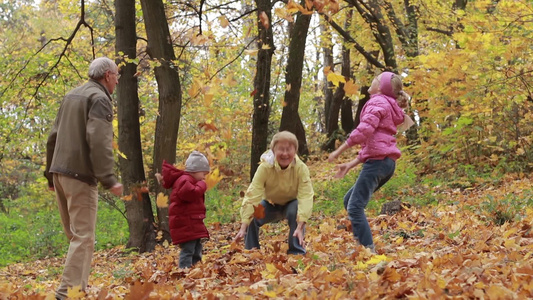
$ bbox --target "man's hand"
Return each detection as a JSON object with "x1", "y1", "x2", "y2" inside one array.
[
  {"x1": 109, "y1": 183, "x2": 123, "y2": 196},
  {"x1": 233, "y1": 223, "x2": 248, "y2": 243}
]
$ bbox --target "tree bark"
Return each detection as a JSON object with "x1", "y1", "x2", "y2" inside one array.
[
  {"x1": 321, "y1": 24, "x2": 334, "y2": 133},
  {"x1": 140, "y1": 0, "x2": 182, "y2": 243},
  {"x1": 340, "y1": 46, "x2": 354, "y2": 134},
  {"x1": 323, "y1": 15, "x2": 353, "y2": 151},
  {"x1": 249, "y1": 0, "x2": 274, "y2": 181},
  {"x1": 115, "y1": 0, "x2": 157, "y2": 253},
  {"x1": 279, "y1": 6, "x2": 312, "y2": 157}
]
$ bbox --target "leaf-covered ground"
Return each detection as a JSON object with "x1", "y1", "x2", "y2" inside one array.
[{"x1": 1, "y1": 176, "x2": 532, "y2": 299}]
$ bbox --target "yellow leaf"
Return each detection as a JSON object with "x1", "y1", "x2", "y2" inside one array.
[
  {"x1": 219, "y1": 16, "x2": 229, "y2": 28},
  {"x1": 395, "y1": 236, "x2": 404, "y2": 244},
  {"x1": 327, "y1": 72, "x2": 346, "y2": 87},
  {"x1": 343, "y1": 79, "x2": 359, "y2": 96},
  {"x1": 205, "y1": 168, "x2": 223, "y2": 191},
  {"x1": 204, "y1": 93, "x2": 214, "y2": 106},
  {"x1": 188, "y1": 80, "x2": 201, "y2": 97},
  {"x1": 261, "y1": 44, "x2": 271, "y2": 50},
  {"x1": 367, "y1": 254, "x2": 389, "y2": 265},
  {"x1": 156, "y1": 192, "x2": 168, "y2": 208},
  {"x1": 116, "y1": 148, "x2": 128, "y2": 159},
  {"x1": 67, "y1": 285, "x2": 85, "y2": 299},
  {"x1": 274, "y1": 7, "x2": 294, "y2": 22},
  {"x1": 244, "y1": 49, "x2": 258, "y2": 56},
  {"x1": 264, "y1": 290, "x2": 277, "y2": 297},
  {"x1": 323, "y1": 66, "x2": 331, "y2": 75},
  {"x1": 121, "y1": 194, "x2": 132, "y2": 201},
  {"x1": 286, "y1": 1, "x2": 301, "y2": 13},
  {"x1": 504, "y1": 239, "x2": 516, "y2": 249}
]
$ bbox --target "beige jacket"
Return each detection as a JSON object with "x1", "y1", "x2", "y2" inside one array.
[{"x1": 45, "y1": 79, "x2": 117, "y2": 189}]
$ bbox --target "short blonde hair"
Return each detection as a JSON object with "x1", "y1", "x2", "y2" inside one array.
[{"x1": 270, "y1": 131, "x2": 298, "y2": 152}]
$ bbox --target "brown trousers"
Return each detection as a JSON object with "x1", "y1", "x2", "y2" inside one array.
[{"x1": 53, "y1": 173, "x2": 98, "y2": 299}]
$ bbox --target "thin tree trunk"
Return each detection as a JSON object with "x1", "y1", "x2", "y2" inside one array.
[
  {"x1": 322, "y1": 23, "x2": 334, "y2": 133},
  {"x1": 340, "y1": 46, "x2": 354, "y2": 134},
  {"x1": 115, "y1": 0, "x2": 156, "y2": 253},
  {"x1": 279, "y1": 6, "x2": 312, "y2": 157},
  {"x1": 249, "y1": 0, "x2": 274, "y2": 181},
  {"x1": 140, "y1": 0, "x2": 182, "y2": 243}
]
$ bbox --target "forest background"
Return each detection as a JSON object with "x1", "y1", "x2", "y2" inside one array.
[{"x1": 0, "y1": 0, "x2": 532, "y2": 298}]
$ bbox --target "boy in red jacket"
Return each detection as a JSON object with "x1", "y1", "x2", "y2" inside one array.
[{"x1": 155, "y1": 151, "x2": 210, "y2": 268}]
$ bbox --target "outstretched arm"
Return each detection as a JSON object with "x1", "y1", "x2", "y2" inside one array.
[
  {"x1": 328, "y1": 142, "x2": 351, "y2": 162},
  {"x1": 334, "y1": 158, "x2": 361, "y2": 178}
]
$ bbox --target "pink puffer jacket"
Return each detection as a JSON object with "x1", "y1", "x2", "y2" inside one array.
[{"x1": 346, "y1": 94, "x2": 405, "y2": 162}]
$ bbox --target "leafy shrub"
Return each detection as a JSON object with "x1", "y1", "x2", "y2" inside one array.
[
  {"x1": 205, "y1": 185, "x2": 241, "y2": 224},
  {"x1": 0, "y1": 191, "x2": 129, "y2": 267}
]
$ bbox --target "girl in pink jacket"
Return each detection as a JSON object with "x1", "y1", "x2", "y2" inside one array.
[{"x1": 328, "y1": 71, "x2": 410, "y2": 253}]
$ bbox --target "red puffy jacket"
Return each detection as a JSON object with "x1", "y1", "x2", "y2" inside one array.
[{"x1": 161, "y1": 161, "x2": 209, "y2": 244}]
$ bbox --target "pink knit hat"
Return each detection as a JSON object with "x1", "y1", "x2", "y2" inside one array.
[{"x1": 379, "y1": 72, "x2": 396, "y2": 98}]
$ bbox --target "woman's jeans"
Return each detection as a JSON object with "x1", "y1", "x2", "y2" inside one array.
[
  {"x1": 245, "y1": 199, "x2": 306, "y2": 255},
  {"x1": 344, "y1": 157, "x2": 396, "y2": 247}
]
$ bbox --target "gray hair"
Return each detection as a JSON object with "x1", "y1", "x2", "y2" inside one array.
[{"x1": 88, "y1": 57, "x2": 116, "y2": 80}]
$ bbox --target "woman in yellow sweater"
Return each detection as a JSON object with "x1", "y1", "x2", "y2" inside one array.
[{"x1": 234, "y1": 131, "x2": 314, "y2": 254}]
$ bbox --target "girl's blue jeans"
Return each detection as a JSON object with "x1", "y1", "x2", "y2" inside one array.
[
  {"x1": 245, "y1": 199, "x2": 306, "y2": 255},
  {"x1": 344, "y1": 157, "x2": 396, "y2": 247}
]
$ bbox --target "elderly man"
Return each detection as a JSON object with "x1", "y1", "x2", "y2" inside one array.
[{"x1": 44, "y1": 57, "x2": 123, "y2": 299}]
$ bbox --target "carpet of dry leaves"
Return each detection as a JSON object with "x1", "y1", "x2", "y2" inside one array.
[{"x1": 1, "y1": 175, "x2": 532, "y2": 299}]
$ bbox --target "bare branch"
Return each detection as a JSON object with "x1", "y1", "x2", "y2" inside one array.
[{"x1": 321, "y1": 13, "x2": 385, "y2": 70}]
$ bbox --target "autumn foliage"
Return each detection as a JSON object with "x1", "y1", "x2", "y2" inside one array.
[{"x1": 2, "y1": 174, "x2": 532, "y2": 299}]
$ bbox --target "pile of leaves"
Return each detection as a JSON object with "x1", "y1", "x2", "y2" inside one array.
[{"x1": 1, "y1": 176, "x2": 532, "y2": 299}]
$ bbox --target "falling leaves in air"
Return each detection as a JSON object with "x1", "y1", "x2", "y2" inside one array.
[
  {"x1": 205, "y1": 168, "x2": 223, "y2": 191},
  {"x1": 218, "y1": 16, "x2": 229, "y2": 28},
  {"x1": 343, "y1": 79, "x2": 359, "y2": 96},
  {"x1": 253, "y1": 204, "x2": 265, "y2": 219},
  {"x1": 156, "y1": 192, "x2": 168, "y2": 208},
  {"x1": 259, "y1": 11, "x2": 269, "y2": 29},
  {"x1": 327, "y1": 72, "x2": 346, "y2": 87}
]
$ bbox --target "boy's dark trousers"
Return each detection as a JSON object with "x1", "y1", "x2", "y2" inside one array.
[{"x1": 179, "y1": 239, "x2": 203, "y2": 268}]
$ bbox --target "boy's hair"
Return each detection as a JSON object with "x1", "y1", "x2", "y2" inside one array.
[{"x1": 270, "y1": 131, "x2": 298, "y2": 152}]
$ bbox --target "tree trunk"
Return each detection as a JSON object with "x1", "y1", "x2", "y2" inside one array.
[
  {"x1": 115, "y1": 0, "x2": 156, "y2": 253},
  {"x1": 140, "y1": 0, "x2": 182, "y2": 244},
  {"x1": 249, "y1": 0, "x2": 274, "y2": 181},
  {"x1": 321, "y1": 23, "x2": 334, "y2": 133},
  {"x1": 323, "y1": 16, "x2": 353, "y2": 151},
  {"x1": 340, "y1": 46, "x2": 354, "y2": 134},
  {"x1": 279, "y1": 7, "x2": 312, "y2": 157}
]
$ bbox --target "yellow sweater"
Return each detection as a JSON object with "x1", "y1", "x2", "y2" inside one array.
[{"x1": 240, "y1": 156, "x2": 314, "y2": 224}]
